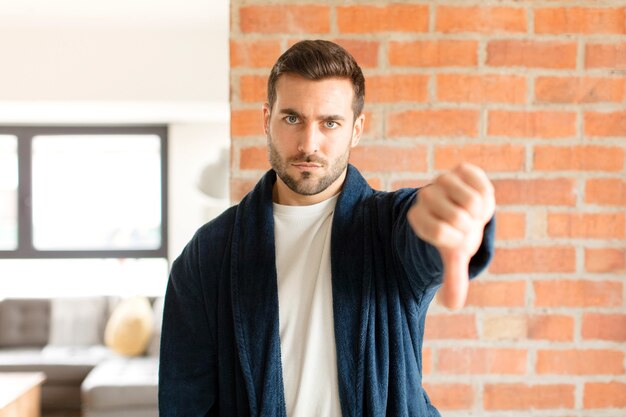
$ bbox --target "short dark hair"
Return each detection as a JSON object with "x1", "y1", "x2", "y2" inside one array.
[{"x1": 267, "y1": 40, "x2": 365, "y2": 118}]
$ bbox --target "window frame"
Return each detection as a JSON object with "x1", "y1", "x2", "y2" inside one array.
[{"x1": 0, "y1": 125, "x2": 168, "y2": 259}]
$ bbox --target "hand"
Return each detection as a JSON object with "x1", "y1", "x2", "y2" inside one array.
[{"x1": 407, "y1": 163, "x2": 495, "y2": 310}]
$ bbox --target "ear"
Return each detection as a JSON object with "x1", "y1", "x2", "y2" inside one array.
[
  {"x1": 262, "y1": 103, "x2": 271, "y2": 135},
  {"x1": 351, "y1": 113, "x2": 365, "y2": 148}
]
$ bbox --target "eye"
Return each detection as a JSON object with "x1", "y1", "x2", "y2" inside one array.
[
  {"x1": 324, "y1": 121, "x2": 339, "y2": 129},
  {"x1": 284, "y1": 115, "x2": 299, "y2": 125}
]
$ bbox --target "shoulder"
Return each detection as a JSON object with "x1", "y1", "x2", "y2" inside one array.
[{"x1": 366, "y1": 187, "x2": 418, "y2": 216}]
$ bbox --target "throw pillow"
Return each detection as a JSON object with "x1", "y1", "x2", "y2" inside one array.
[
  {"x1": 104, "y1": 296, "x2": 154, "y2": 356},
  {"x1": 48, "y1": 297, "x2": 108, "y2": 346}
]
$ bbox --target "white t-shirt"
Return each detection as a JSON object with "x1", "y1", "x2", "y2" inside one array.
[{"x1": 273, "y1": 194, "x2": 342, "y2": 417}]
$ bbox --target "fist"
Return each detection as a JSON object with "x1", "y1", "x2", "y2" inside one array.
[{"x1": 407, "y1": 163, "x2": 495, "y2": 309}]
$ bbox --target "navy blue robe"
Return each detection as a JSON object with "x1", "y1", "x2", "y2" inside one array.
[{"x1": 159, "y1": 164, "x2": 495, "y2": 416}]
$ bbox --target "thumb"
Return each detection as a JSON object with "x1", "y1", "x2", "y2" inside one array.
[{"x1": 439, "y1": 250, "x2": 470, "y2": 310}]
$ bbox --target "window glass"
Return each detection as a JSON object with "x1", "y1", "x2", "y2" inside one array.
[
  {"x1": 31, "y1": 135, "x2": 162, "y2": 250},
  {"x1": 0, "y1": 135, "x2": 18, "y2": 250}
]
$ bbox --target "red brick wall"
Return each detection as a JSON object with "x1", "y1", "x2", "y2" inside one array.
[{"x1": 230, "y1": 2, "x2": 626, "y2": 413}]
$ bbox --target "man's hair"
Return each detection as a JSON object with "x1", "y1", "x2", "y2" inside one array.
[{"x1": 267, "y1": 40, "x2": 365, "y2": 119}]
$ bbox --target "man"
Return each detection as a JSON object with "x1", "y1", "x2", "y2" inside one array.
[{"x1": 160, "y1": 40, "x2": 495, "y2": 416}]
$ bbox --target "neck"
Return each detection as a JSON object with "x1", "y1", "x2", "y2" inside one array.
[{"x1": 273, "y1": 169, "x2": 347, "y2": 206}]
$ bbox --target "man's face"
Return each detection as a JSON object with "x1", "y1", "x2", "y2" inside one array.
[{"x1": 263, "y1": 73, "x2": 364, "y2": 203}]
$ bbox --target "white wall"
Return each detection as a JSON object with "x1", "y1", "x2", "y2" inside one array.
[
  {"x1": 0, "y1": 0, "x2": 230, "y2": 295},
  {"x1": 168, "y1": 123, "x2": 230, "y2": 261}
]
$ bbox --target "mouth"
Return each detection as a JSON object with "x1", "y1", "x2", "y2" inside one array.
[{"x1": 292, "y1": 162, "x2": 323, "y2": 170}]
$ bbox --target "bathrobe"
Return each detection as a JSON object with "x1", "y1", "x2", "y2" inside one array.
[{"x1": 159, "y1": 164, "x2": 495, "y2": 417}]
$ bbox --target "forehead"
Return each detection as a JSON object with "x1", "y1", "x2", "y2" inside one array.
[{"x1": 273, "y1": 73, "x2": 354, "y2": 116}]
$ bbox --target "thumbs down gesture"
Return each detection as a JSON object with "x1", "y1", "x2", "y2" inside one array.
[{"x1": 407, "y1": 163, "x2": 496, "y2": 310}]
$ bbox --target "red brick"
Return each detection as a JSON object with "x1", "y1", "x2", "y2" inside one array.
[
  {"x1": 422, "y1": 347, "x2": 432, "y2": 375},
  {"x1": 361, "y1": 177, "x2": 379, "y2": 190},
  {"x1": 547, "y1": 212, "x2": 625, "y2": 239},
  {"x1": 389, "y1": 40, "x2": 478, "y2": 67},
  {"x1": 535, "y1": 7, "x2": 626, "y2": 34},
  {"x1": 585, "y1": 111, "x2": 626, "y2": 137},
  {"x1": 488, "y1": 110, "x2": 576, "y2": 138},
  {"x1": 493, "y1": 178, "x2": 576, "y2": 206},
  {"x1": 239, "y1": 146, "x2": 269, "y2": 171},
  {"x1": 537, "y1": 349, "x2": 625, "y2": 375},
  {"x1": 387, "y1": 109, "x2": 479, "y2": 137},
  {"x1": 582, "y1": 314, "x2": 626, "y2": 341},
  {"x1": 361, "y1": 111, "x2": 382, "y2": 139},
  {"x1": 390, "y1": 178, "x2": 431, "y2": 190},
  {"x1": 436, "y1": 6, "x2": 527, "y2": 34},
  {"x1": 482, "y1": 314, "x2": 527, "y2": 340},
  {"x1": 230, "y1": 39, "x2": 281, "y2": 68},
  {"x1": 230, "y1": 177, "x2": 261, "y2": 202},
  {"x1": 337, "y1": 4, "x2": 428, "y2": 33},
  {"x1": 495, "y1": 211, "x2": 526, "y2": 240},
  {"x1": 487, "y1": 40, "x2": 577, "y2": 69},
  {"x1": 584, "y1": 382, "x2": 626, "y2": 408},
  {"x1": 438, "y1": 348, "x2": 526, "y2": 374},
  {"x1": 423, "y1": 384, "x2": 474, "y2": 410},
  {"x1": 367, "y1": 74, "x2": 428, "y2": 103},
  {"x1": 231, "y1": 109, "x2": 264, "y2": 137},
  {"x1": 528, "y1": 315, "x2": 574, "y2": 341},
  {"x1": 434, "y1": 144, "x2": 525, "y2": 172},
  {"x1": 586, "y1": 42, "x2": 626, "y2": 69},
  {"x1": 466, "y1": 280, "x2": 526, "y2": 307},
  {"x1": 239, "y1": 5, "x2": 330, "y2": 34},
  {"x1": 585, "y1": 248, "x2": 626, "y2": 273},
  {"x1": 535, "y1": 76, "x2": 625, "y2": 103},
  {"x1": 350, "y1": 145, "x2": 427, "y2": 172},
  {"x1": 437, "y1": 73, "x2": 526, "y2": 104},
  {"x1": 424, "y1": 314, "x2": 477, "y2": 340},
  {"x1": 332, "y1": 39, "x2": 379, "y2": 68},
  {"x1": 239, "y1": 75, "x2": 267, "y2": 103},
  {"x1": 534, "y1": 280, "x2": 623, "y2": 308},
  {"x1": 490, "y1": 247, "x2": 576, "y2": 274},
  {"x1": 535, "y1": 146, "x2": 624, "y2": 172},
  {"x1": 585, "y1": 178, "x2": 626, "y2": 206},
  {"x1": 484, "y1": 384, "x2": 575, "y2": 410}
]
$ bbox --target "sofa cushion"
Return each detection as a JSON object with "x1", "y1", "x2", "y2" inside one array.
[
  {"x1": 81, "y1": 357, "x2": 158, "y2": 409},
  {"x1": 0, "y1": 345, "x2": 112, "y2": 384},
  {"x1": 104, "y1": 297, "x2": 154, "y2": 356},
  {"x1": 48, "y1": 297, "x2": 109, "y2": 346},
  {"x1": 0, "y1": 298, "x2": 50, "y2": 347}
]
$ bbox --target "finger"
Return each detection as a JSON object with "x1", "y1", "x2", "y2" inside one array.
[
  {"x1": 455, "y1": 163, "x2": 495, "y2": 203},
  {"x1": 436, "y1": 172, "x2": 483, "y2": 220},
  {"x1": 412, "y1": 209, "x2": 464, "y2": 249},
  {"x1": 439, "y1": 250, "x2": 470, "y2": 310},
  {"x1": 420, "y1": 184, "x2": 474, "y2": 234}
]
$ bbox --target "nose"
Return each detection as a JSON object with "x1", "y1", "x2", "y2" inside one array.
[{"x1": 297, "y1": 123, "x2": 319, "y2": 155}]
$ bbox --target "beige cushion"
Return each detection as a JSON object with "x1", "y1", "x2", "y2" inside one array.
[{"x1": 104, "y1": 297, "x2": 153, "y2": 356}]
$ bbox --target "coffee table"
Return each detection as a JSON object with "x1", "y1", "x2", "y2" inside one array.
[{"x1": 0, "y1": 372, "x2": 46, "y2": 417}]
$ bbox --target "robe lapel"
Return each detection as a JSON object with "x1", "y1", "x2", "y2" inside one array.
[
  {"x1": 331, "y1": 165, "x2": 374, "y2": 417},
  {"x1": 230, "y1": 165, "x2": 373, "y2": 417},
  {"x1": 231, "y1": 170, "x2": 286, "y2": 417}
]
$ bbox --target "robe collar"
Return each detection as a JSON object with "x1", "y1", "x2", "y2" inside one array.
[{"x1": 231, "y1": 164, "x2": 373, "y2": 417}]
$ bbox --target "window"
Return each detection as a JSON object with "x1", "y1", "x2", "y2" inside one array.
[
  {"x1": 0, "y1": 126, "x2": 168, "y2": 259},
  {"x1": 0, "y1": 135, "x2": 18, "y2": 250}
]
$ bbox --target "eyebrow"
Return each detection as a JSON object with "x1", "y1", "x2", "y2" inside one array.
[{"x1": 278, "y1": 108, "x2": 346, "y2": 122}]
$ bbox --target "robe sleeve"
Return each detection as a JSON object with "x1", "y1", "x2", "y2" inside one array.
[
  {"x1": 159, "y1": 230, "x2": 218, "y2": 416},
  {"x1": 393, "y1": 188, "x2": 496, "y2": 294}
]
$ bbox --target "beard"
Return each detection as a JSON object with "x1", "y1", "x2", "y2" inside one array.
[{"x1": 267, "y1": 135, "x2": 350, "y2": 196}]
